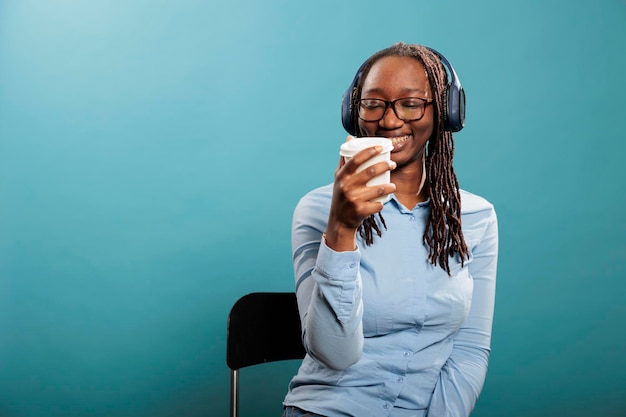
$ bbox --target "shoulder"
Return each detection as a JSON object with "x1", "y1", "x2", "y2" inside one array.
[
  {"x1": 459, "y1": 189, "x2": 497, "y2": 244},
  {"x1": 295, "y1": 183, "x2": 333, "y2": 211},
  {"x1": 292, "y1": 183, "x2": 333, "y2": 229},
  {"x1": 460, "y1": 189, "x2": 496, "y2": 216}
]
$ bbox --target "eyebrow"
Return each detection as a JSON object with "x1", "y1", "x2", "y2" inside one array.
[{"x1": 362, "y1": 87, "x2": 429, "y2": 96}]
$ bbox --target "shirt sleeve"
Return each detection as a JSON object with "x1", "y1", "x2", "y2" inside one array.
[
  {"x1": 427, "y1": 208, "x2": 499, "y2": 417},
  {"x1": 292, "y1": 193, "x2": 364, "y2": 370}
]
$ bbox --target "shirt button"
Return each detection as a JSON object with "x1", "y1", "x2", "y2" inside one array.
[
  {"x1": 403, "y1": 351, "x2": 410, "y2": 357},
  {"x1": 397, "y1": 377, "x2": 404, "y2": 383},
  {"x1": 383, "y1": 403, "x2": 390, "y2": 409},
  {"x1": 348, "y1": 262, "x2": 356, "y2": 268},
  {"x1": 409, "y1": 215, "x2": 416, "y2": 222}
]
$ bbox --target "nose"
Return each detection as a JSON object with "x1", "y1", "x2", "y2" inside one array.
[{"x1": 379, "y1": 104, "x2": 403, "y2": 129}]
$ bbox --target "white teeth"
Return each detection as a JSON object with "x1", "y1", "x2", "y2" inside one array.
[{"x1": 390, "y1": 135, "x2": 411, "y2": 145}]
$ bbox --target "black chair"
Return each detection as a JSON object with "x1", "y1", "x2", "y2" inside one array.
[{"x1": 226, "y1": 292, "x2": 306, "y2": 417}]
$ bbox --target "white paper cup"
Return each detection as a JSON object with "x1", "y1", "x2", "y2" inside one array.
[{"x1": 339, "y1": 137, "x2": 394, "y2": 203}]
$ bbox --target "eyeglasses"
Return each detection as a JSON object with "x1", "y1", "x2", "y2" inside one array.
[{"x1": 357, "y1": 97, "x2": 433, "y2": 122}]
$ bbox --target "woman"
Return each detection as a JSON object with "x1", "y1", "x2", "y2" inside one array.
[{"x1": 282, "y1": 42, "x2": 498, "y2": 417}]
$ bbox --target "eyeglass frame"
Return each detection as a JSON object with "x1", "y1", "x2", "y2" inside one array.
[{"x1": 356, "y1": 97, "x2": 434, "y2": 123}]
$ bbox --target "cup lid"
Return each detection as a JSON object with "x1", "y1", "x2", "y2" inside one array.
[{"x1": 339, "y1": 137, "x2": 393, "y2": 157}]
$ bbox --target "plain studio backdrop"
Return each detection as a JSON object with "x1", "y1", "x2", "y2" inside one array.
[{"x1": 0, "y1": 1, "x2": 624, "y2": 416}]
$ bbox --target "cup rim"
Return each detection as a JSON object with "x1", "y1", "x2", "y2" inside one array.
[{"x1": 339, "y1": 137, "x2": 393, "y2": 157}]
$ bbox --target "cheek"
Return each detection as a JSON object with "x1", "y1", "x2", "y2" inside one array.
[
  {"x1": 411, "y1": 113, "x2": 434, "y2": 141},
  {"x1": 357, "y1": 120, "x2": 375, "y2": 137},
  {"x1": 418, "y1": 110, "x2": 435, "y2": 139},
  {"x1": 420, "y1": 122, "x2": 434, "y2": 141}
]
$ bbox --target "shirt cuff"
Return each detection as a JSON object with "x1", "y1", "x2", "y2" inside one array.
[{"x1": 315, "y1": 239, "x2": 361, "y2": 280}]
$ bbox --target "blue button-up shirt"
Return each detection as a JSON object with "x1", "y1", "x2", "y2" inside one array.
[{"x1": 283, "y1": 184, "x2": 498, "y2": 417}]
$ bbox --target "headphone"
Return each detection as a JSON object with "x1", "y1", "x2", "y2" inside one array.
[{"x1": 341, "y1": 47, "x2": 466, "y2": 135}]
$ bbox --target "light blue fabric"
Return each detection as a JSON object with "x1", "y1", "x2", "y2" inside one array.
[{"x1": 283, "y1": 184, "x2": 498, "y2": 417}]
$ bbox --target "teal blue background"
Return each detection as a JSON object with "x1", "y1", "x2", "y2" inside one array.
[{"x1": 1, "y1": 1, "x2": 624, "y2": 416}]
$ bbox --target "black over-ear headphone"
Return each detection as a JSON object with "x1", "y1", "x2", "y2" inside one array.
[{"x1": 341, "y1": 47, "x2": 466, "y2": 135}]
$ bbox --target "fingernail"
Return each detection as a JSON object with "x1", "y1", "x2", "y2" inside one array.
[{"x1": 389, "y1": 161, "x2": 397, "y2": 169}]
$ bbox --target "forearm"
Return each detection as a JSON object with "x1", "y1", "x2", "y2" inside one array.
[{"x1": 294, "y1": 240, "x2": 364, "y2": 370}]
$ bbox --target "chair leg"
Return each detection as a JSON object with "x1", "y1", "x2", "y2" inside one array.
[{"x1": 230, "y1": 368, "x2": 239, "y2": 417}]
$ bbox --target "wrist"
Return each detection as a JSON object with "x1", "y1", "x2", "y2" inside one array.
[{"x1": 323, "y1": 225, "x2": 357, "y2": 252}]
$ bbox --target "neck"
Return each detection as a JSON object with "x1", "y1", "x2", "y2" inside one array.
[{"x1": 391, "y1": 153, "x2": 428, "y2": 208}]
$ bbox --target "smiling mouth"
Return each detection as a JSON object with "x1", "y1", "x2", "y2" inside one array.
[{"x1": 388, "y1": 135, "x2": 411, "y2": 145}]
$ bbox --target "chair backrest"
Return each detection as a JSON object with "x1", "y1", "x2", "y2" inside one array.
[{"x1": 226, "y1": 292, "x2": 306, "y2": 417}]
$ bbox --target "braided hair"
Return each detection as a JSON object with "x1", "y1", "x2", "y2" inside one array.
[{"x1": 350, "y1": 43, "x2": 469, "y2": 275}]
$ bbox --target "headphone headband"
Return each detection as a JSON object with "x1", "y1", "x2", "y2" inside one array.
[{"x1": 341, "y1": 46, "x2": 465, "y2": 135}]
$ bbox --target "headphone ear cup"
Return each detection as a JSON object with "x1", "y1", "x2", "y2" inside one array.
[
  {"x1": 457, "y1": 87, "x2": 466, "y2": 132},
  {"x1": 341, "y1": 87, "x2": 356, "y2": 136},
  {"x1": 342, "y1": 61, "x2": 368, "y2": 136},
  {"x1": 445, "y1": 83, "x2": 465, "y2": 132}
]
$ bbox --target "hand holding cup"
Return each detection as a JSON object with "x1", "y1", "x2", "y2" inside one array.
[{"x1": 325, "y1": 137, "x2": 396, "y2": 251}]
